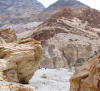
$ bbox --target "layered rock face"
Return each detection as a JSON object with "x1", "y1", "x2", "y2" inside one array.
[
  {"x1": 0, "y1": 28, "x2": 17, "y2": 43},
  {"x1": 31, "y1": 8, "x2": 100, "y2": 68},
  {"x1": 70, "y1": 53, "x2": 100, "y2": 91},
  {"x1": 0, "y1": 38, "x2": 42, "y2": 84},
  {"x1": 0, "y1": 28, "x2": 42, "y2": 90}
]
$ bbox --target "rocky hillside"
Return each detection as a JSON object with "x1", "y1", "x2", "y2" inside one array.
[
  {"x1": 38, "y1": 0, "x2": 88, "y2": 21},
  {"x1": 2, "y1": 22, "x2": 42, "y2": 34},
  {"x1": 31, "y1": 8, "x2": 100, "y2": 68},
  {"x1": 0, "y1": 0, "x2": 44, "y2": 26},
  {"x1": 0, "y1": 0, "x2": 89, "y2": 33}
]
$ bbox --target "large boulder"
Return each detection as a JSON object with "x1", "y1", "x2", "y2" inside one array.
[
  {"x1": 70, "y1": 53, "x2": 100, "y2": 91},
  {"x1": 0, "y1": 38, "x2": 42, "y2": 84}
]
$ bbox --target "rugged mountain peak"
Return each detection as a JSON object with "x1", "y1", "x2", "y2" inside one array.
[
  {"x1": 47, "y1": 0, "x2": 88, "y2": 10},
  {"x1": 38, "y1": 0, "x2": 88, "y2": 21}
]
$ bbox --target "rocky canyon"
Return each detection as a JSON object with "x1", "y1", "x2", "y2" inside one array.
[{"x1": 0, "y1": 0, "x2": 100, "y2": 91}]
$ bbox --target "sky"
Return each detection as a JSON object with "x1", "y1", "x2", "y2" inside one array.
[
  {"x1": 38, "y1": 0, "x2": 100, "y2": 10},
  {"x1": 38, "y1": 0, "x2": 57, "y2": 8}
]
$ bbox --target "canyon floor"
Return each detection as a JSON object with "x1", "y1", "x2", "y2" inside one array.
[{"x1": 30, "y1": 68, "x2": 74, "y2": 91}]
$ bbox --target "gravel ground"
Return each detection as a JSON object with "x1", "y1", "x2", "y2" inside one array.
[{"x1": 30, "y1": 68, "x2": 74, "y2": 91}]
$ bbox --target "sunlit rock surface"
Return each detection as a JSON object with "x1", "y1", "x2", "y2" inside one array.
[
  {"x1": 70, "y1": 53, "x2": 100, "y2": 91},
  {"x1": 0, "y1": 38, "x2": 42, "y2": 84}
]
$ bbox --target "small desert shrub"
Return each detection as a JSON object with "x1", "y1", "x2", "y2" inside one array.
[{"x1": 41, "y1": 74, "x2": 48, "y2": 79}]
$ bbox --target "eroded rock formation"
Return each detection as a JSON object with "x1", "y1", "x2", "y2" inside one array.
[
  {"x1": 0, "y1": 28, "x2": 17, "y2": 43},
  {"x1": 70, "y1": 53, "x2": 100, "y2": 91},
  {"x1": 31, "y1": 8, "x2": 100, "y2": 68},
  {"x1": 0, "y1": 29, "x2": 42, "y2": 90},
  {"x1": 0, "y1": 38, "x2": 42, "y2": 84}
]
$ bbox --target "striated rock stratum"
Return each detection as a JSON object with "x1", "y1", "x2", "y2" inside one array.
[
  {"x1": 31, "y1": 8, "x2": 100, "y2": 68},
  {"x1": 0, "y1": 38, "x2": 42, "y2": 84},
  {"x1": 70, "y1": 53, "x2": 100, "y2": 91},
  {"x1": 0, "y1": 28, "x2": 42, "y2": 90}
]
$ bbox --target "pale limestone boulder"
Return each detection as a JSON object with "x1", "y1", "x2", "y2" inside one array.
[
  {"x1": 0, "y1": 38, "x2": 42, "y2": 84},
  {"x1": 70, "y1": 53, "x2": 100, "y2": 91}
]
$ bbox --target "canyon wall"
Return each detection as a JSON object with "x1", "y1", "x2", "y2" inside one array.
[{"x1": 31, "y1": 8, "x2": 100, "y2": 68}]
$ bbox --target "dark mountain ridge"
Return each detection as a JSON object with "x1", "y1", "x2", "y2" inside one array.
[
  {"x1": 38, "y1": 0, "x2": 89, "y2": 21},
  {"x1": 47, "y1": 0, "x2": 88, "y2": 10}
]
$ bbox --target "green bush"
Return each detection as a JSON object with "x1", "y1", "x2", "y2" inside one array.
[{"x1": 41, "y1": 74, "x2": 48, "y2": 79}]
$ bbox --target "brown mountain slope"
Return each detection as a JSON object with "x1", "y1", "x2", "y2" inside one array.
[
  {"x1": 38, "y1": 0, "x2": 89, "y2": 21},
  {"x1": 0, "y1": 0, "x2": 44, "y2": 26},
  {"x1": 31, "y1": 8, "x2": 100, "y2": 68}
]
